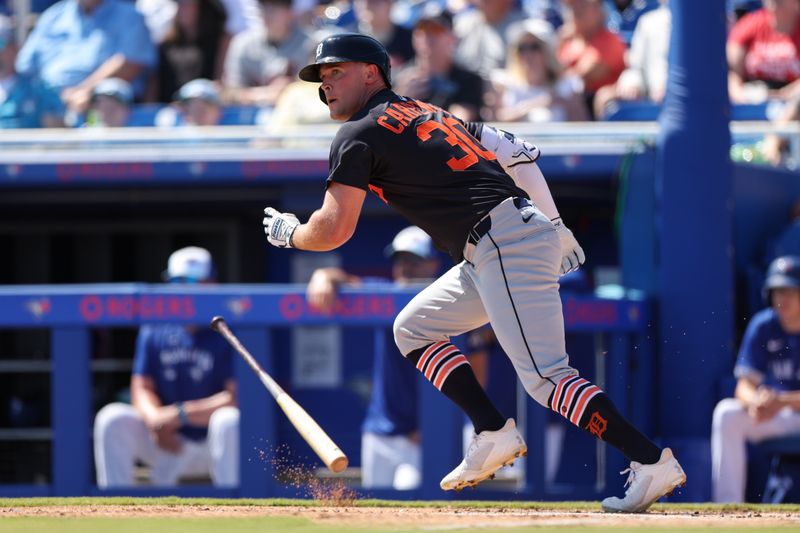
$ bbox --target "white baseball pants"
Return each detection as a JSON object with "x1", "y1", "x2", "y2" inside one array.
[
  {"x1": 94, "y1": 402, "x2": 240, "y2": 488},
  {"x1": 711, "y1": 397, "x2": 800, "y2": 502},
  {"x1": 394, "y1": 197, "x2": 577, "y2": 408},
  {"x1": 361, "y1": 432, "x2": 421, "y2": 490}
]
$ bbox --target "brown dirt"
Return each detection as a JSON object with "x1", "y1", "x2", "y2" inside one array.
[{"x1": 3, "y1": 504, "x2": 800, "y2": 528}]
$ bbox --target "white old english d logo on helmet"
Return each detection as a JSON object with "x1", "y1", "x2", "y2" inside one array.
[{"x1": 316, "y1": 42, "x2": 323, "y2": 59}]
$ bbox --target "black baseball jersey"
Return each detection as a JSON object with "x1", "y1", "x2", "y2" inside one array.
[{"x1": 326, "y1": 89, "x2": 527, "y2": 262}]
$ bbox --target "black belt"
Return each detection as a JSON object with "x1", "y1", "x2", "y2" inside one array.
[
  {"x1": 467, "y1": 216, "x2": 491, "y2": 246},
  {"x1": 467, "y1": 197, "x2": 532, "y2": 246},
  {"x1": 513, "y1": 197, "x2": 532, "y2": 210}
]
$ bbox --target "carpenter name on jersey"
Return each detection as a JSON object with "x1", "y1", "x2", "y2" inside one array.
[{"x1": 326, "y1": 89, "x2": 528, "y2": 262}]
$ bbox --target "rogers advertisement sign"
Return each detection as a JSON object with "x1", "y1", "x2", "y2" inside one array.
[
  {"x1": 278, "y1": 294, "x2": 396, "y2": 321},
  {"x1": 79, "y1": 295, "x2": 196, "y2": 322}
]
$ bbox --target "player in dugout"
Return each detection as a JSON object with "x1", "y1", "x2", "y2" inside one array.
[
  {"x1": 262, "y1": 33, "x2": 686, "y2": 512},
  {"x1": 93, "y1": 246, "x2": 240, "y2": 487},
  {"x1": 712, "y1": 255, "x2": 800, "y2": 502}
]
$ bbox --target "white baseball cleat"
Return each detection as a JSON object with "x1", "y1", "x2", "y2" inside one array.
[
  {"x1": 601, "y1": 448, "x2": 687, "y2": 513},
  {"x1": 440, "y1": 418, "x2": 527, "y2": 491}
]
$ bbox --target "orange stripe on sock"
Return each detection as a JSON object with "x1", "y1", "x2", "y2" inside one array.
[
  {"x1": 416, "y1": 341, "x2": 445, "y2": 371},
  {"x1": 560, "y1": 378, "x2": 588, "y2": 417},
  {"x1": 424, "y1": 345, "x2": 459, "y2": 381},
  {"x1": 433, "y1": 355, "x2": 468, "y2": 390},
  {"x1": 570, "y1": 386, "x2": 602, "y2": 425},
  {"x1": 551, "y1": 375, "x2": 575, "y2": 412}
]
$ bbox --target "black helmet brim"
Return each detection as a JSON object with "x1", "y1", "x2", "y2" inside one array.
[{"x1": 298, "y1": 57, "x2": 352, "y2": 82}]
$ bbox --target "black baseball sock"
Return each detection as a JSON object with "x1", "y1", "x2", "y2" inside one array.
[
  {"x1": 406, "y1": 343, "x2": 506, "y2": 434},
  {"x1": 577, "y1": 393, "x2": 662, "y2": 465},
  {"x1": 549, "y1": 373, "x2": 661, "y2": 464}
]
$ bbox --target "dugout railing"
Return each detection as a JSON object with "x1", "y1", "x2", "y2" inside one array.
[{"x1": 0, "y1": 283, "x2": 652, "y2": 501}]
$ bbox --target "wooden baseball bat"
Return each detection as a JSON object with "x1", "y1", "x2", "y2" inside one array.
[{"x1": 210, "y1": 315, "x2": 349, "y2": 474}]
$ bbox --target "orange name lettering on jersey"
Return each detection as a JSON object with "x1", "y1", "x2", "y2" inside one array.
[
  {"x1": 377, "y1": 100, "x2": 432, "y2": 134},
  {"x1": 376, "y1": 99, "x2": 495, "y2": 171}
]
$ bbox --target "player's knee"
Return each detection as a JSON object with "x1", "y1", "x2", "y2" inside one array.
[
  {"x1": 392, "y1": 310, "x2": 416, "y2": 355},
  {"x1": 393, "y1": 305, "x2": 442, "y2": 357},
  {"x1": 712, "y1": 397, "x2": 746, "y2": 432},
  {"x1": 94, "y1": 403, "x2": 135, "y2": 441},
  {"x1": 209, "y1": 406, "x2": 240, "y2": 437}
]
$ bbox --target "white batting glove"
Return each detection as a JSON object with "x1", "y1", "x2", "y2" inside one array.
[
  {"x1": 552, "y1": 218, "x2": 585, "y2": 275},
  {"x1": 263, "y1": 207, "x2": 299, "y2": 248}
]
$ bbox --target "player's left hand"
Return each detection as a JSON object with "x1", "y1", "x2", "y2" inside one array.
[
  {"x1": 263, "y1": 207, "x2": 299, "y2": 248},
  {"x1": 552, "y1": 218, "x2": 585, "y2": 275}
]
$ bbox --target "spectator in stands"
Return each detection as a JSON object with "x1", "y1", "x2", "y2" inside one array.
[
  {"x1": 94, "y1": 246, "x2": 240, "y2": 488},
  {"x1": 727, "y1": 0, "x2": 800, "y2": 104},
  {"x1": 265, "y1": 80, "x2": 335, "y2": 134},
  {"x1": 173, "y1": 78, "x2": 223, "y2": 125},
  {"x1": 15, "y1": 0, "x2": 157, "y2": 115},
  {"x1": 85, "y1": 77, "x2": 133, "y2": 127},
  {"x1": 592, "y1": 0, "x2": 669, "y2": 119},
  {"x1": 453, "y1": 0, "x2": 531, "y2": 77},
  {"x1": 137, "y1": 0, "x2": 259, "y2": 60},
  {"x1": 0, "y1": 14, "x2": 65, "y2": 128},
  {"x1": 350, "y1": 0, "x2": 414, "y2": 69},
  {"x1": 150, "y1": 0, "x2": 228, "y2": 103},
  {"x1": 222, "y1": 0, "x2": 313, "y2": 108},
  {"x1": 392, "y1": 5, "x2": 485, "y2": 121},
  {"x1": 256, "y1": 28, "x2": 341, "y2": 136},
  {"x1": 556, "y1": 0, "x2": 626, "y2": 118},
  {"x1": 489, "y1": 18, "x2": 588, "y2": 122},
  {"x1": 602, "y1": 0, "x2": 659, "y2": 46},
  {"x1": 712, "y1": 254, "x2": 800, "y2": 502}
]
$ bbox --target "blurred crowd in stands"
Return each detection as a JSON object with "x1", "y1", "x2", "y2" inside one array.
[{"x1": 0, "y1": 0, "x2": 794, "y2": 135}]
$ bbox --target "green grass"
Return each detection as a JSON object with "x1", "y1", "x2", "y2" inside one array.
[
  {"x1": 3, "y1": 496, "x2": 800, "y2": 512},
  {"x1": 1, "y1": 498, "x2": 799, "y2": 533}
]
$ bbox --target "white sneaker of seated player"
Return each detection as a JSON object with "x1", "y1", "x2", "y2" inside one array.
[
  {"x1": 440, "y1": 418, "x2": 527, "y2": 491},
  {"x1": 601, "y1": 448, "x2": 687, "y2": 513}
]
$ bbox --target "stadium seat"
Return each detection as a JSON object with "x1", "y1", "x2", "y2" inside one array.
[{"x1": 128, "y1": 104, "x2": 167, "y2": 127}]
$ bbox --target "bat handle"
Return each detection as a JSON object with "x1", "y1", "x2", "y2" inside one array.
[{"x1": 211, "y1": 315, "x2": 226, "y2": 332}]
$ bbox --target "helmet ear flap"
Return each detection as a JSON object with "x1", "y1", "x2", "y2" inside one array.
[{"x1": 318, "y1": 86, "x2": 327, "y2": 104}]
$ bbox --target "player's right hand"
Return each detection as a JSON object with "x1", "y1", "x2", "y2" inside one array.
[
  {"x1": 552, "y1": 218, "x2": 585, "y2": 276},
  {"x1": 263, "y1": 207, "x2": 299, "y2": 248}
]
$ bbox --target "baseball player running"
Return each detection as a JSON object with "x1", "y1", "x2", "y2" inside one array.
[{"x1": 262, "y1": 33, "x2": 686, "y2": 512}]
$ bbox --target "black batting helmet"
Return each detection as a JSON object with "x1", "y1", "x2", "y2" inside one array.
[
  {"x1": 762, "y1": 255, "x2": 800, "y2": 304},
  {"x1": 299, "y1": 33, "x2": 391, "y2": 102}
]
